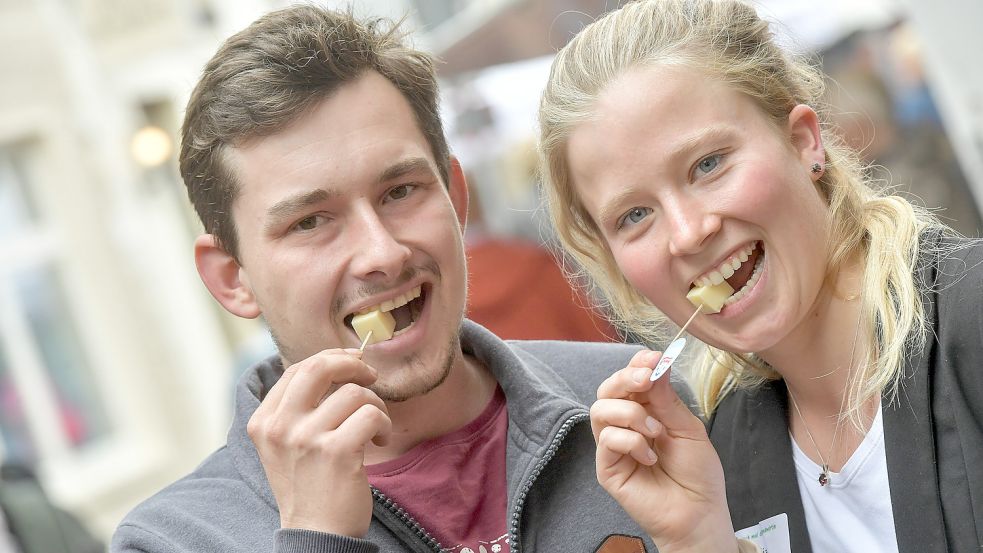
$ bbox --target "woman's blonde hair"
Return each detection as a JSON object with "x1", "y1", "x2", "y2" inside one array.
[{"x1": 538, "y1": 0, "x2": 949, "y2": 423}]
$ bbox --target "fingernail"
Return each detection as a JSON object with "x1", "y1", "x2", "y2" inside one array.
[
  {"x1": 343, "y1": 348, "x2": 361, "y2": 355},
  {"x1": 632, "y1": 368, "x2": 649, "y2": 383},
  {"x1": 647, "y1": 448, "x2": 658, "y2": 464},
  {"x1": 645, "y1": 416, "x2": 658, "y2": 434}
]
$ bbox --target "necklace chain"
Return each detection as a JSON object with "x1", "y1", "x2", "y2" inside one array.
[
  {"x1": 788, "y1": 386, "x2": 843, "y2": 486},
  {"x1": 787, "y1": 312, "x2": 862, "y2": 487}
]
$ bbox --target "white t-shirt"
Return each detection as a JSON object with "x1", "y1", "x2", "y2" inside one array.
[{"x1": 791, "y1": 407, "x2": 899, "y2": 553}]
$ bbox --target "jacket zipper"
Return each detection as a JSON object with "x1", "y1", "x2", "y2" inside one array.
[
  {"x1": 508, "y1": 412, "x2": 589, "y2": 553},
  {"x1": 371, "y1": 487, "x2": 444, "y2": 552}
]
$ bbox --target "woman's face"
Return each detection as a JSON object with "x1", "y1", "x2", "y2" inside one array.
[{"x1": 566, "y1": 65, "x2": 829, "y2": 354}]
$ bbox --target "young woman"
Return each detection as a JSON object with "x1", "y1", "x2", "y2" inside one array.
[{"x1": 537, "y1": 1, "x2": 983, "y2": 552}]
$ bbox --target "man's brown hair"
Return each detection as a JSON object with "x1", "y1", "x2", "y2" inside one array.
[{"x1": 180, "y1": 5, "x2": 450, "y2": 262}]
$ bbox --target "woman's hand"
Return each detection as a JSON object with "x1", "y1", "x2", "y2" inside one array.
[{"x1": 591, "y1": 349, "x2": 738, "y2": 553}]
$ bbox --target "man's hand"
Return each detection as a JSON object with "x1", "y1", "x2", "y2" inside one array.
[
  {"x1": 590, "y1": 349, "x2": 738, "y2": 553},
  {"x1": 247, "y1": 349, "x2": 392, "y2": 538}
]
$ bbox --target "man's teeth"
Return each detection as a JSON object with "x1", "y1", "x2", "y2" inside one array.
[
  {"x1": 694, "y1": 243, "x2": 755, "y2": 287},
  {"x1": 356, "y1": 285, "x2": 422, "y2": 316},
  {"x1": 723, "y1": 253, "x2": 764, "y2": 306}
]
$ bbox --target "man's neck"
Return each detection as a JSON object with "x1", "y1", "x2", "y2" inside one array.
[{"x1": 364, "y1": 352, "x2": 497, "y2": 465}]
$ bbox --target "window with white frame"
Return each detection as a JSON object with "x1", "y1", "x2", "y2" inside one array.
[{"x1": 0, "y1": 145, "x2": 111, "y2": 466}]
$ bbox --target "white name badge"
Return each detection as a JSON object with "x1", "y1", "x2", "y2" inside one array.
[
  {"x1": 650, "y1": 338, "x2": 686, "y2": 381},
  {"x1": 736, "y1": 513, "x2": 791, "y2": 553}
]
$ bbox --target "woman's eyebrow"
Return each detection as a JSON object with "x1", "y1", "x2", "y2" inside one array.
[{"x1": 664, "y1": 125, "x2": 735, "y2": 166}]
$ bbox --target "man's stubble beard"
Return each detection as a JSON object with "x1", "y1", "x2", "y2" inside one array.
[
  {"x1": 269, "y1": 255, "x2": 466, "y2": 403},
  {"x1": 368, "y1": 333, "x2": 459, "y2": 402},
  {"x1": 270, "y1": 326, "x2": 461, "y2": 403}
]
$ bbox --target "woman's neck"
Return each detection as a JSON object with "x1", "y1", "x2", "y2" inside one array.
[{"x1": 758, "y1": 260, "x2": 866, "y2": 415}]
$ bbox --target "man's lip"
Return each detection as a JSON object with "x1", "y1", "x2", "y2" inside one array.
[{"x1": 344, "y1": 281, "x2": 428, "y2": 319}]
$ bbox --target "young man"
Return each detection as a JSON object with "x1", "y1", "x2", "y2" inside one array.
[{"x1": 112, "y1": 6, "x2": 692, "y2": 552}]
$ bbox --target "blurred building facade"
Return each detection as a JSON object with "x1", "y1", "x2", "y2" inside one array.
[{"x1": 1, "y1": 0, "x2": 981, "y2": 544}]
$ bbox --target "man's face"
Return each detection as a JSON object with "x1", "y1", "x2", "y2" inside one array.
[{"x1": 227, "y1": 71, "x2": 469, "y2": 401}]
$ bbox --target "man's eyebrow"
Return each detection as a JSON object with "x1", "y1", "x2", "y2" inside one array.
[
  {"x1": 378, "y1": 157, "x2": 436, "y2": 183},
  {"x1": 264, "y1": 188, "x2": 335, "y2": 232}
]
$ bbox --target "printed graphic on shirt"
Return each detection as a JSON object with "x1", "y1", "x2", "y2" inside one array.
[
  {"x1": 593, "y1": 534, "x2": 648, "y2": 553},
  {"x1": 446, "y1": 532, "x2": 510, "y2": 553}
]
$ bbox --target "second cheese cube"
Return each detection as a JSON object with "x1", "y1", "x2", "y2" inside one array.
[{"x1": 685, "y1": 281, "x2": 734, "y2": 314}]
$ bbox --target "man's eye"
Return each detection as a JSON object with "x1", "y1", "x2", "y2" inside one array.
[
  {"x1": 618, "y1": 207, "x2": 652, "y2": 229},
  {"x1": 694, "y1": 154, "x2": 722, "y2": 177},
  {"x1": 386, "y1": 184, "x2": 415, "y2": 201},
  {"x1": 293, "y1": 215, "x2": 323, "y2": 231}
]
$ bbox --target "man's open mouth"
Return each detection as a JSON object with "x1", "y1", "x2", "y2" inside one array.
[
  {"x1": 345, "y1": 284, "x2": 428, "y2": 340},
  {"x1": 690, "y1": 241, "x2": 765, "y2": 307}
]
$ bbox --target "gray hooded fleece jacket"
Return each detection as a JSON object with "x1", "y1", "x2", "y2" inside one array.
[{"x1": 113, "y1": 320, "x2": 693, "y2": 552}]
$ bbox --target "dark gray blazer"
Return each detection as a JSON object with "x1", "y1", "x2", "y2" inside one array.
[{"x1": 707, "y1": 236, "x2": 983, "y2": 553}]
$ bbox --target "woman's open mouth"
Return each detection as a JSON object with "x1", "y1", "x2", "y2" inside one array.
[{"x1": 690, "y1": 241, "x2": 765, "y2": 308}]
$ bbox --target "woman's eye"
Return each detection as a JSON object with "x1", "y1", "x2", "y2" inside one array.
[
  {"x1": 618, "y1": 207, "x2": 652, "y2": 229},
  {"x1": 694, "y1": 154, "x2": 722, "y2": 177}
]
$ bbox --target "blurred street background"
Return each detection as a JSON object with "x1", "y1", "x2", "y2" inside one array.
[{"x1": 1, "y1": 0, "x2": 981, "y2": 545}]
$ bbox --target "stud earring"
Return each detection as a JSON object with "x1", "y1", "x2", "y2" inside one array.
[{"x1": 811, "y1": 162, "x2": 823, "y2": 174}]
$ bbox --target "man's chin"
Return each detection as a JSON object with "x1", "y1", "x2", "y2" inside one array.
[
  {"x1": 370, "y1": 354, "x2": 454, "y2": 402},
  {"x1": 369, "y1": 335, "x2": 458, "y2": 402}
]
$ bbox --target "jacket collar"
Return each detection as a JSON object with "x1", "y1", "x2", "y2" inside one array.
[
  {"x1": 882, "y1": 245, "x2": 947, "y2": 553},
  {"x1": 741, "y1": 379, "x2": 813, "y2": 552},
  {"x1": 226, "y1": 319, "x2": 587, "y2": 513},
  {"x1": 738, "y1": 295, "x2": 946, "y2": 553}
]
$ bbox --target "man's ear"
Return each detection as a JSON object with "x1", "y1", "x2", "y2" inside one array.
[
  {"x1": 447, "y1": 155, "x2": 469, "y2": 232},
  {"x1": 787, "y1": 104, "x2": 825, "y2": 170},
  {"x1": 194, "y1": 234, "x2": 260, "y2": 319}
]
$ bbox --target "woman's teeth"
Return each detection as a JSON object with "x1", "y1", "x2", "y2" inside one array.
[
  {"x1": 693, "y1": 243, "x2": 754, "y2": 287},
  {"x1": 686, "y1": 242, "x2": 764, "y2": 312},
  {"x1": 722, "y1": 253, "x2": 764, "y2": 306}
]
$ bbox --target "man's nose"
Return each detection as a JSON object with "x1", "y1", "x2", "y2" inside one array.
[{"x1": 348, "y1": 209, "x2": 412, "y2": 280}]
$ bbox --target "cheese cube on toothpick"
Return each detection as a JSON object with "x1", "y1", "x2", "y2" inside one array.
[
  {"x1": 352, "y1": 310, "x2": 395, "y2": 345},
  {"x1": 685, "y1": 281, "x2": 734, "y2": 314}
]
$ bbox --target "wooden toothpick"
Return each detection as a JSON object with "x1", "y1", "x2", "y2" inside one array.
[
  {"x1": 359, "y1": 331, "x2": 374, "y2": 352},
  {"x1": 669, "y1": 304, "x2": 703, "y2": 344}
]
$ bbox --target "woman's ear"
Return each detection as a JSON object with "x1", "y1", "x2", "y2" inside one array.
[
  {"x1": 787, "y1": 104, "x2": 825, "y2": 172},
  {"x1": 194, "y1": 234, "x2": 261, "y2": 319}
]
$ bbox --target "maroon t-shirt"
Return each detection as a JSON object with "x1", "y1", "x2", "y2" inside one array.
[{"x1": 366, "y1": 387, "x2": 511, "y2": 553}]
